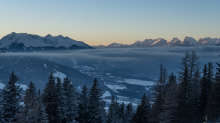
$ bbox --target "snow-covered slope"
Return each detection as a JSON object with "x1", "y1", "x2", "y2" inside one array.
[
  {"x1": 152, "y1": 38, "x2": 167, "y2": 47},
  {"x1": 167, "y1": 38, "x2": 182, "y2": 46},
  {"x1": 198, "y1": 37, "x2": 220, "y2": 46},
  {"x1": 0, "y1": 55, "x2": 96, "y2": 90},
  {"x1": 182, "y1": 36, "x2": 199, "y2": 46},
  {"x1": 107, "y1": 43, "x2": 124, "y2": 48},
  {"x1": 0, "y1": 32, "x2": 94, "y2": 51}
]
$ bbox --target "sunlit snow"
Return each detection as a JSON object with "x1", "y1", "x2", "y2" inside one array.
[{"x1": 53, "y1": 68, "x2": 67, "y2": 82}]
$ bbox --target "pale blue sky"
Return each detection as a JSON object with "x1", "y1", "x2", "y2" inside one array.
[{"x1": 0, "y1": 0, "x2": 220, "y2": 45}]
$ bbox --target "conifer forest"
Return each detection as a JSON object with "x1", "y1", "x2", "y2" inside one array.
[{"x1": 0, "y1": 51, "x2": 220, "y2": 123}]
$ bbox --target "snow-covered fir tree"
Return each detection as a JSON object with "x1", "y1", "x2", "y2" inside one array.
[
  {"x1": 77, "y1": 85, "x2": 89, "y2": 123},
  {"x1": 88, "y1": 78, "x2": 106, "y2": 123},
  {"x1": 18, "y1": 81, "x2": 38, "y2": 122},
  {"x1": 133, "y1": 93, "x2": 150, "y2": 123},
  {"x1": 107, "y1": 95, "x2": 117, "y2": 123},
  {"x1": 118, "y1": 102, "x2": 126, "y2": 123},
  {"x1": 124, "y1": 102, "x2": 134, "y2": 123},
  {"x1": 54, "y1": 77, "x2": 66, "y2": 122},
  {"x1": 1, "y1": 71, "x2": 22, "y2": 122},
  {"x1": 42, "y1": 73, "x2": 57, "y2": 123},
  {"x1": 63, "y1": 76, "x2": 78, "y2": 123}
]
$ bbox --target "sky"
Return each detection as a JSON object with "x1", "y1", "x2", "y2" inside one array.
[{"x1": 0, "y1": 0, "x2": 220, "y2": 46}]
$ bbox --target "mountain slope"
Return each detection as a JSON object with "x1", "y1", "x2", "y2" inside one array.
[
  {"x1": 94, "y1": 36, "x2": 220, "y2": 49},
  {"x1": 182, "y1": 36, "x2": 199, "y2": 46},
  {"x1": 0, "y1": 32, "x2": 94, "y2": 51},
  {"x1": 0, "y1": 55, "x2": 97, "y2": 90},
  {"x1": 167, "y1": 38, "x2": 182, "y2": 46},
  {"x1": 198, "y1": 37, "x2": 220, "y2": 45}
]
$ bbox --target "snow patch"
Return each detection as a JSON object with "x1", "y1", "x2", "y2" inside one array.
[
  {"x1": 118, "y1": 79, "x2": 155, "y2": 86},
  {"x1": 81, "y1": 65, "x2": 95, "y2": 71},
  {"x1": 53, "y1": 68, "x2": 67, "y2": 81},
  {"x1": 0, "y1": 65, "x2": 4, "y2": 69},
  {"x1": 16, "y1": 83, "x2": 28, "y2": 90},
  {"x1": 104, "y1": 83, "x2": 127, "y2": 93},
  {"x1": 102, "y1": 91, "x2": 111, "y2": 98},
  {"x1": 145, "y1": 87, "x2": 151, "y2": 90},
  {"x1": 0, "y1": 83, "x2": 6, "y2": 89},
  {"x1": 44, "y1": 64, "x2": 48, "y2": 68}
]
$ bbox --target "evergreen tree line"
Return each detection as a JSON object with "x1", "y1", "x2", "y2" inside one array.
[
  {"x1": 1, "y1": 51, "x2": 220, "y2": 123},
  {"x1": 149, "y1": 51, "x2": 220, "y2": 123},
  {"x1": 0, "y1": 72, "x2": 150, "y2": 123}
]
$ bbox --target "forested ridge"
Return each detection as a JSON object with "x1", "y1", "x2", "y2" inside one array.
[{"x1": 0, "y1": 51, "x2": 220, "y2": 123}]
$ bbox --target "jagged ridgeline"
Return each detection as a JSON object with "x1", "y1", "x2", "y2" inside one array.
[
  {"x1": 93, "y1": 37, "x2": 220, "y2": 48},
  {"x1": 0, "y1": 32, "x2": 94, "y2": 52}
]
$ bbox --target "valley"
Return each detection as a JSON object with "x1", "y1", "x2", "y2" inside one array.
[{"x1": 1, "y1": 46, "x2": 219, "y2": 106}]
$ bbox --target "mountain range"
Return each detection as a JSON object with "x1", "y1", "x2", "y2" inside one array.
[
  {"x1": 0, "y1": 32, "x2": 94, "y2": 51},
  {"x1": 93, "y1": 36, "x2": 220, "y2": 48},
  {"x1": 1, "y1": 33, "x2": 220, "y2": 51}
]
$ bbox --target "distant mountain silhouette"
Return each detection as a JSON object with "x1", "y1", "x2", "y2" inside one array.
[
  {"x1": 93, "y1": 36, "x2": 220, "y2": 49},
  {"x1": 0, "y1": 32, "x2": 94, "y2": 51}
]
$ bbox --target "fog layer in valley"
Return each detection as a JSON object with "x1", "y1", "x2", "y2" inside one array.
[
  {"x1": 2, "y1": 46, "x2": 218, "y2": 80},
  {"x1": 0, "y1": 46, "x2": 219, "y2": 103}
]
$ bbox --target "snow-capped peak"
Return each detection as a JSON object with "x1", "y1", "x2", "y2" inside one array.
[
  {"x1": 167, "y1": 38, "x2": 182, "y2": 46},
  {"x1": 108, "y1": 42, "x2": 124, "y2": 47},
  {"x1": 0, "y1": 32, "x2": 92, "y2": 49},
  {"x1": 45, "y1": 34, "x2": 52, "y2": 37},
  {"x1": 183, "y1": 36, "x2": 199, "y2": 46},
  {"x1": 198, "y1": 37, "x2": 220, "y2": 45}
]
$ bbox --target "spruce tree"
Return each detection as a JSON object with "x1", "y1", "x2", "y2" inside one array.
[
  {"x1": 54, "y1": 77, "x2": 66, "y2": 122},
  {"x1": 124, "y1": 102, "x2": 134, "y2": 123},
  {"x1": 189, "y1": 51, "x2": 200, "y2": 84},
  {"x1": 0, "y1": 92, "x2": 3, "y2": 123},
  {"x1": 18, "y1": 81, "x2": 38, "y2": 123},
  {"x1": 149, "y1": 64, "x2": 166, "y2": 123},
  {"x1": 133, "y1": 93, "x2": 150, "y2": 123},
  {"x1": 2, "y1": 71, "x2": 22, "y2": 122},
  {"x1": 42, "y1": 73, "x2": 57, "y2": 123},
  {"x1": 132, "y1": 105, "x2": 141, "y2": 123},
  {"x1": 199, "y1": 64, "x2": 208, "y2": 122},
  {"x1": 36, "y1": 89, "x2": 48, "y2": 123},
  {"x1": 191, "y1": 69, "x2": 201, "y2": 123},
  {"x1": 206, "y1": 60, "x2": 220, "y2": 122},
  {"x1": 207, "y1": 62, "x2": 214, "y2": 97},
  {"x1": 107, "y1": 95, "x2": 117, "y2": 123},
  {"x1": 77, "y1": 85, "x2": 89, "y2": 123},
  {"x1": 18, "y1": 86, "x2": 38, "y2": 123},
  {"x1": 88, "y1": 78, "x2": 105, "y2": 123},
  {"x1": 114, "y1": 100, "x2": 121, "y2": 123},
  {"x1": 177, "y1": 52, "x2": 191, "y2": 123},
  {"x1": 28, "y1": 81, "x2": 37, "y2": 98},
  {"x1": 159, "y1": 72, "x2": 178, "y2": 123},
  {"x1": 63, "y1": 76, "x2": 78, "y2": 123},
  {"x1": 188, "y1": 51, "x2": 200, "y2": 122},
  {"x1": 118, "y1": 102, "x2": 126, "y2": 123}
]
